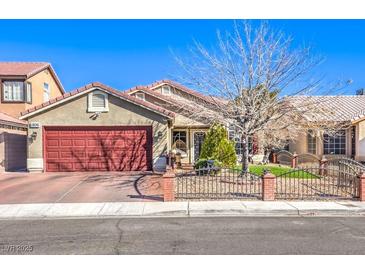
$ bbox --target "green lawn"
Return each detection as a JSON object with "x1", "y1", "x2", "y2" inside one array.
[{"x1": 237, "y1": 164, "x2": 319, "y2": 179}]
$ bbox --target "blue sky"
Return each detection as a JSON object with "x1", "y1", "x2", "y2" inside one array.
[{"x1": 0, "y1": 19, "x2": 364, "y2": 94}]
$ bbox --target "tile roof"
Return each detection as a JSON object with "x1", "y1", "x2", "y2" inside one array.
[
  {"x1": 20, "y1": 82, "x2": 175, "y2": 119},
  {"x1": 127, "y1": 81, "x2": 365, "y2": 124},
  {"x1": 124, "y1": 84, "x2": 222, "y2": 124},
  {"x1": 0, "y1": 62, "x2": 50, "y2": 77},
  {"x1": 146, "y1": 79, "x2": 219, "y2": 105},
  {"x1": 290, "y1": 95, "x2": 365, "y2": 122},
  {"x1": 0, "y1": 62, "x2": 65, "y2": 93},
  {"x1": 0, "y1": 111, "x2": 27, "y2": 127}
]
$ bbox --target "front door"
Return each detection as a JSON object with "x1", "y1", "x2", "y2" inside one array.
[{"x1": 193, "y1": 132, "x2": 206, "y2": 162}]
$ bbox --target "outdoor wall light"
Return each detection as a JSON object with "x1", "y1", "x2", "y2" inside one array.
[
  {"x1": 31, "y1": 131, "x2": 37, "y2": 139},
  {"x1": 157, "y1": 131, "x2": 163, "y2": 138},
  {"x1": 29, "y1": 131, "x2": 37, "y2": 142}
]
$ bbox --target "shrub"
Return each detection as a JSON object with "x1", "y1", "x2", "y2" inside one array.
[
  {"x1": 194, "y1": 158, "x2": 222, "y2": 175},
  {"x1": 194, "y1": 158, "x2": 222, "y2": 169},
  {"x1": 200, "y1": 123, "x2": 237, "y2": 168}
]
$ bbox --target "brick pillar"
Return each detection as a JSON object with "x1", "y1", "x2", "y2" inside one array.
[
  {"x1": 291, "y1": 153, "x2": 298, "y2": 168},
  {"x1": 360, "y1": 172, "x2": 365, "y2": 202},
  {"x1": 272, "y1": 152, "x2": 277, "y2": 164},
  {"x1": 163, "y1": 167, "x2": 176, "y2": 202},
  {"x1": 319, "y1": 157, "x2": 328, "y2": 176},
  {"x1": 262, "y1": 173, "x2": 276, "y2": 201}
]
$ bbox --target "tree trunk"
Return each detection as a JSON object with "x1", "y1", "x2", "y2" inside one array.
[
  {"x1": 263, "y1": 147, "x2": 272, "y2": 164},
  {"x1": 241, "y1": 135, "x2": 249, "y2": 173}
]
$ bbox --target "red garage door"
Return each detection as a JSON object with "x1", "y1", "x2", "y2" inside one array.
[{"x1": 44, "y1": 126, "x2": 152, "y2": 172}]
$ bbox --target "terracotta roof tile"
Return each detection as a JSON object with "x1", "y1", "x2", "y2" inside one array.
[
  {"x1": 0, "y1": 111, "x2": 27, "y2": 127},
  {"x1": 290, "y1": 95, "x2": 365, "y2": 122},
  {"x1": 0, "y1": 62, "x2": 65, "y2": 93},
  {"x1": 20, "y1": 82, "x2": 175, "y2": 119},
  {"x1": 147, "y1": 79, "x2": 218, "y2": 105},
  {"x1": 0, "y1": 62, "x2": 49, "y2": 77}
]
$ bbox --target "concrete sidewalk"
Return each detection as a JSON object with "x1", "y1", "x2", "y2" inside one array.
[{"x1": 0, "y1": 200, "x2": 365, "y2": 219}]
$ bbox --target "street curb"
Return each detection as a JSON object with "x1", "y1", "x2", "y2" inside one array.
[{"x1": 0, "y1": 201, "x2": 364, "y2": 220}]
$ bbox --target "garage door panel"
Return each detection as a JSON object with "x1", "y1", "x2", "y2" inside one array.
[
  {"x1": 46, "y1": 131, "x2": 60, "y2": 137},
  {"x1": 60, "y1": 139, "x2": 73, "y2": 147},
  {"x1": 46, "y1": 139, "x2": 60, "y2": 147},
  {"x1": 71, "y1": 151, "x2": 86, "y2": 159},
  {"x1": 73, "y1": 139, "x2": 86, "y2": 147},
  {"x1": 46, "y1": 151, "x2": 59, "y2": 159},
  {"x1": 72, "y1": 131, "x2": 88, "y2": 137},
  {"x1": 87, "y1": 139, "x2": 101, "y2": 147},
  {"x1": 59, "y1": 131, "x2": 73, "y2": 137},
  {"x1": 44, "y1": 126, "x2": 152, "y2": 172},
  {"x1": 47, "y1": 162, "x2": 59, "y2": 171}
]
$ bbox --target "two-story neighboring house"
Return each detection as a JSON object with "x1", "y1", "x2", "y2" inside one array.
[
  {"x1": 0, "y1": 62, "x2": 64, "y2": 118},
  {"x1": 0, "y1": 62, "x2": 64, "y2": 172}
]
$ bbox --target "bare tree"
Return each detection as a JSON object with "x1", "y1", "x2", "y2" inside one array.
[{"x1": 173, "y1": 20, "x2": 349, "y2": 172}]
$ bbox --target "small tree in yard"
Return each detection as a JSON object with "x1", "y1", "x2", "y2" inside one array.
[
  {"x1": 200, "y1": 123, "x2": 237, "y2": 168},
  {"x1": 174, "y1": 20, "x2": 349, "y2": 172}
]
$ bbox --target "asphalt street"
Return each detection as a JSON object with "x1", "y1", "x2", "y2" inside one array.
[{"x1": 0, "y1": 217, "x2": 365, "y2": 255}]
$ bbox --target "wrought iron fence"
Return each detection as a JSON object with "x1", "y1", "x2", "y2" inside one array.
[
  {"x1": 297, "y1": 153, "x2": 320, "y2": 167},
  {"x1": 275, "y1": 166, "x2": 359, "y2": 200},
  {"x1": 276, "y1": 150, "x2": 293, "y2": 166},
  {"x1": 175, "y1": 168, "x2": 262, "y2": 200},
  {"x1": 327, "y1": 157, "x2": 365, "y2": 175}
]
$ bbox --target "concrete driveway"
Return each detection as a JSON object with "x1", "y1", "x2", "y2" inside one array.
[{"x1": 0, "y1": 172, "x2": 163, "y2": 204}]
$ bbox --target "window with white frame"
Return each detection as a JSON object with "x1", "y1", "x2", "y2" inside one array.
[
  {"x1": 135, "y1": 92, "x2": 145, "y2": 101},
  {"x1": 162, "y1": 85, "x2": 171, "y2": 95},
  {"x1": 87, "y1": 91, "x2": 109, "y2": 112},
  {"x1": 323, "y1": 130, "x2": 346, "y2": 155},
  {"x1": 43, "y1": 82, "x2": 50, "y2": 102},
  {"x1": 2, "y1": 81, "x2": 24, "y2": 102}
]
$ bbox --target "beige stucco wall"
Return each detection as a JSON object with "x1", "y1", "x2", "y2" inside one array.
[
  {"x1": 27, "y1": 68, "x2": 63, "y2": 107},
  {"x1": 357, "y1": 121, "x2": 365, "y2": 161},
  {"x1": 174, "y1": 113, "x2": 208, "y2": 127},
  {"x1": 289, "y1": 132, "x2": 307, "y2": 155},
  {"x1": 289, "y1": 128, "x2": 355, "y2": 159},
  {"x1": 25, "y1": 89, "x2": 170, "y2": 172},
  {"x1": 0, "y1": 68, "x2": 63, "y2": 118}
]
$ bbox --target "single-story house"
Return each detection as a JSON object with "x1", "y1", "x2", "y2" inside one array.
[
  {"x1": 19, "y1": 78, "x2": 365, "y2": 173},
  {"x1": 288, "y1": 96, "x2": 365, "y2": 161},
  {"x1": 20, "y1": 82, "x2": 174, "y2": 172},
  {"x1": 19, "y1": 80, "x2": 225, "y2": 172}
]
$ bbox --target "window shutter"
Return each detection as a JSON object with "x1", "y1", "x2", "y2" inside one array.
[
  {"x1": 26, "y1": 82, "x2": 32, "y2": 103},
  {"x1": 3, "y1": 82, "x2": 10, "y2": 100},
  {"x1": 92, "y1": 93, "x2": 106, "y2": 108}
]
